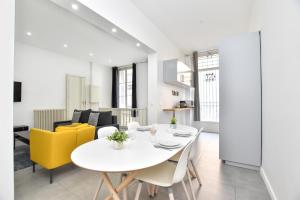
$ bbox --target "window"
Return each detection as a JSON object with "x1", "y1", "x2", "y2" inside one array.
[
  {"x1": 198, "y1": 51, "x2": 219, "y2": 122},
  {"x1": 119, "y1": 67, "x2": 132, "y2": 108}
]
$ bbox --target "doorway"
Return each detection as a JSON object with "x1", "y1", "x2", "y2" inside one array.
[{"x1": 66, "y1": 75, "x2": 87, "y2": 119}]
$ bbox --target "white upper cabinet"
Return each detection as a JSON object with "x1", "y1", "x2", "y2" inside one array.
[{"x1": 163, "y1": 59, "x2": 193, "y2": 88}]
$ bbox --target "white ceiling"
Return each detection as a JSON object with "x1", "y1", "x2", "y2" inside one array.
[
  {"x1": 15, "y1": 0, "x2": 150, "y2": 66},
  {"x1": 131, "y1": 0, "x2": 254, "y2": 53}
]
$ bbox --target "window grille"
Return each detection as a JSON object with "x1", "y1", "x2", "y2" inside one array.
[{"x1": 198, "y1": 51, "x2": 219, "y2": 122}]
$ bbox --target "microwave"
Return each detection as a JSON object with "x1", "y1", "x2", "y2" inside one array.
[{"x1": 179, "y1": 100, "x2": 194, "y2": 108}]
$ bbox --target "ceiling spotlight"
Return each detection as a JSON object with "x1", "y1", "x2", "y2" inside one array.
[
  {"x1": 89, "y1": 52, "x2": 94, "y2": 57},
  {"x1": 26, "y1": 32, "x2": 32, "y2": 36},
  {"x1": 136, "y1": 43, "x2": 141, "y2": 47},
  {"x1": 112, "y1": 28, "x2": 117, "y2": 33},
  {"x1": 71, "y1": 4, "x2": 79, "y2": 10},
  {"x1": 63, "y1": 44, "x2": 68, "y2": 48}
]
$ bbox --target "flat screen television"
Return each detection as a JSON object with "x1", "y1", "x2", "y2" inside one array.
[{"x1": 14, "y1": 81, "x2": 22, "y2": 102}]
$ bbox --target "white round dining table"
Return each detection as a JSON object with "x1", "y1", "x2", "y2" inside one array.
[{"x1": 71, "y1": 124, "x2": 198, "y2": 200}]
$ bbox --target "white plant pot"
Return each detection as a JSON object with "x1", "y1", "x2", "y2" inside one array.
[
  {"x1": 113, "y1": 141, "x2": 124, "y2": 150},
  {"x1": 170, "y1": 124, "x2": 177, "y2": 129}
]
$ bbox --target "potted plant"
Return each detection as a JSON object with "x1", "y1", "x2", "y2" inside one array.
[
  {"x1": 107, "y1": 131, "x2": 128, "y2": 150},
  {"x1": 170, "y1": 116, "x2": 177, "y2": 129}
]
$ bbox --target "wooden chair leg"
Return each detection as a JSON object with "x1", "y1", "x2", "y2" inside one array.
[
  {"x1": 168, "y1": 187, "x2": 175, "y2": 200},
  {"x1": 190, "y1": 160, "x2": 202, "y2": 186},
  {"x1": 134, "y1": 182, "x2": 143, "y2": 200},
  {"x1": 187, "y1": 171, "x2": 196, "y2": 200},
  {"x1": 188, "y1": 164, "x2": 196, "y2": 178},
  {"x1": 147, "y1": 184, "x2": 156, "y2": 197},
  {"x1": 181, "y1": 181, "x2": 191, "y2": 200},
  {"x1": 150, "y1": 185, "x2": 156, "y2": 197},
  {"x1": 154, "y1": 185, "x2": 159, "y2": 196}
]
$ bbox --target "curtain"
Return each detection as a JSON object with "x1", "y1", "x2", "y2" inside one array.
[
  {"x1": 112, "y1": 67, "x2": 119, "y2": 108},
  {"x1": 132, "y1": 63, "x2": 137, "y2": 117},
  {"x1": 193, "y1": 51, "x2": 200, "y2": 121}
]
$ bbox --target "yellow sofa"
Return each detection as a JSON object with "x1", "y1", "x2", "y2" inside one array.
[{"x1": 30, "y1": 124, "x2": 95, "y2": 183}]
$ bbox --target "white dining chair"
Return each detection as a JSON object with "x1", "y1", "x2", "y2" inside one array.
[
  {"x1": 127, "y1": 121, "x2": 140, "y2": 131},
  {"x1": 97, "y1": 126, "x2": 118, "y2": 139},
  {"x1": 134, "y1": 142, "x2": 194, "y2": 200},
  {"x1": 188, "y1": 128, "x2": 203, "y2": 186},
  {"x1": 169, "y1": 128, "x2": 203, "y2": 187}
]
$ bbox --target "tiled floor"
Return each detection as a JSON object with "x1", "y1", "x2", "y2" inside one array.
[{"x1": 15, "y1": 133, "x2": 270, "y2": 200}]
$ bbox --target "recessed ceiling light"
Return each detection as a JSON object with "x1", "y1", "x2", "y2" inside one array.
[
  {"x1": 63, "y1": 44, "x2": 68, "y2": 48},
  {"x1": 112, "y1": 28, "x2": 117, "y2": 33},
  {"x1": 89, "y1": 52, "x2": 94, "y2": 57},
  {"x1": 136, "y1": 43, "x2": 141, "y2": 47},
  {"x1": 71, "y1": 4, "x2": 79, "y2": 10},
  {"x1": 26, "y1": 32, "x2": 32, "y2": 36}
]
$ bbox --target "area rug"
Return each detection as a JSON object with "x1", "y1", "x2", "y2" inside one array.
[{"x1": 14, "y1": 145, "x2": 31, "y2": 171}]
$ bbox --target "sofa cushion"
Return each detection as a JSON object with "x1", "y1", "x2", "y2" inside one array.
[
  {"x1": 55, "y1": 123, "x2": 89, "y2": 132},
  {"x1": 89, "y1": 111, "x2": 101, "y2": 125},
  {"x1": 72, "y1": 111, "x2": 81, "y2": 123},
  {"x1": 74, "y1": 109, "x2": 91, "y2": 123},
  {"x1": 88, "y1": 112, "x2": 100, "y2": 126},
  {"x1": 99, "y1": 111, "x2": 112, "y2": 126}
]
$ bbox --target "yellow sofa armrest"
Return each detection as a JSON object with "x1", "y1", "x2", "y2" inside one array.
[
  {"x1": 30, "y1": 128, "x2": 77, "y2": 169},
  {"x1": 76, "y1": 126, "x2": 95, "y2": 146}
]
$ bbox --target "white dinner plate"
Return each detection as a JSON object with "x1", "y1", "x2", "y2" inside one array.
[
  {"x1": 173, "y1": 132, "x2": 192, "y2": 137},
  {"x1": 174, "y1": 130, "x2": 191, "y2": 134},
  {"x1": 137, "y1": 126, "x2": 152, "y2": 131},
  {"x1": 158, "y1": 140, "x2": 181, "y2": 147}
]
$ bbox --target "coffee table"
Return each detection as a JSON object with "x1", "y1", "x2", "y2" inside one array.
[{"x1": 14, "y1": 125, "x2": 29, "y2": 149}]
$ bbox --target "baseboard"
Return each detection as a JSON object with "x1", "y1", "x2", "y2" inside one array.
[
  {"x1": 260, "y1": 167, "x2": 277, "y2": 200},
  {"x1": 224, "y1": 161, "x2": 259, "y2": 170}
]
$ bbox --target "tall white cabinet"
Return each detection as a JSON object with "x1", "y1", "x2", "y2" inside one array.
[{"x1": 219, "y1": 32, "x2": 261, "y2": 168}]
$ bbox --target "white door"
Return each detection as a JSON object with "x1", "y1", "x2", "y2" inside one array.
[
  {"x1": 66, "y1": 75, "x2": 87, "y2": 119},
  {"x1": 219, "y1": 32, "x2": 261, "y2": 167}
]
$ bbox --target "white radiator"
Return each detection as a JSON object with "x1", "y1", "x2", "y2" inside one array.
[
  {"x1": 34, "y1": 109, "x2": 66, "y2": 131},
  {"x1": 99, "y1": 108, "x2": 147, "y2": 130}
]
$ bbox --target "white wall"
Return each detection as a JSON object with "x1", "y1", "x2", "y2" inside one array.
[
  {"x1": 147, "y1": 53, "x2": 159, "y2": 124},
  {"x1": 249, "y1": 0, "x2": 300, "y2": 199},
  {"x1": 91, "y1": 62, "x2": 112, "y2": 109},
  {"x1": 157, "y1": 61, "x2": 187, "y2": 124},
  {"x1": 14, "y1": 42, "x2": 111, "y2": 127},
  {"x1": 0, "y1": 0, "x2": 14, "y2": 198}
]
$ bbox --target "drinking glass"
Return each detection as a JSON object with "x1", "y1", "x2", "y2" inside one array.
[{"x1": 150, "y1": 124, "x2": 157, "y2": 143}]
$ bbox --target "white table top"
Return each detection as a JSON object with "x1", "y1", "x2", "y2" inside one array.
[{"x1": 71, "y1": 124, "x2": 198, "y2": 172}]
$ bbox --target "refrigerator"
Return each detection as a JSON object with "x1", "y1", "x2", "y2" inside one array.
[{"x1": 219, "y1": 32, "x2": 262, "y2": 168}]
